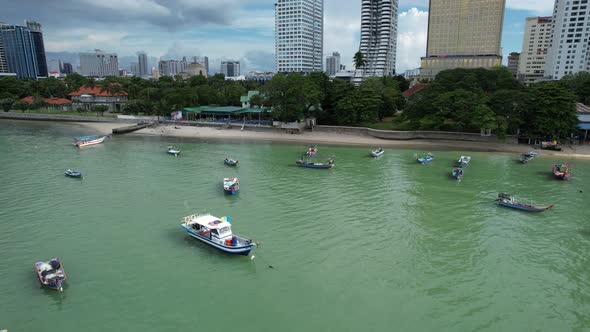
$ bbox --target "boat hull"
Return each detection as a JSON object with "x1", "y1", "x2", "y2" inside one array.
[
  {"x1": 167, "y1": 150, "x2": 180, "y2": 156},
  {"x1": 417, "y1": 158, "x2": 433, "y2": 164},
  {"x1": 180, "y1": 225, "x2": 254, "y2": 255},
  {"x1": 75, "y1": 136, "x2": 106, "y2": 147},
  {"x1": 224, "y1": 188, "x2": 239, "y2": 194},
  {"x1": 498, "y1": 201, "x2": 553, "y2": 212},
  {"x1": 371, "y1": 150, "x2": 384, "y2": 157},
  {"x1": 224, "y1": 160, "x2": 238, "y2": 166},
  {"x1": 297, "y1": 163, "x2": 333, "y2": 169},
  {"x1": 64, "y1": 171, "x2": 82, "y2": 178}
]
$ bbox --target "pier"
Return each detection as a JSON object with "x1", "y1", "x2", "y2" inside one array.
[{"x1": 112, "y1": 121, "x2": 157, "y2": 135}]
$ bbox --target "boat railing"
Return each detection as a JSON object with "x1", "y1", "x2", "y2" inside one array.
[{"x1": 182, "y1": 213, "x2": 210, "y2": 224}]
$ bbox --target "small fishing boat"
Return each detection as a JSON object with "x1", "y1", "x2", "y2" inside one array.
[
  {"x1": 451, "y1": 167, "x2": 464, "y2": 180},
  {"x1": 371, "y1": 148, "x2": 384, "y2": 157},
  {"x1": 73, "y1": 135, "x2": 106, "y2": 148},
  {"x1": 457, "y1": 156, "x2": 471, "y2": 167},
  {"x1": 64, "y1": 169, "x2": 82, "y2": 178},
  {"x1": 34, "y1": 258, "x2": 67, "y2": 291},
  {"x1": 552, "y1": 163, "x2": 572, "y2": 180},
  {"x1": 519, "y1": 151, "x2": 539, "y2": 163},
  {"x1": 306, "y1": 145, "x2": 318, "y2": 157},
  {"x1": 415, "y1": 153, "x2": 434, "y2": 164},
  {"x1": 180, "y1": 214, "x2": 256, "y2": 255},
  {"x1": 496, "y1": 193, "x2": 554, "y2": 212},
  {"x1": 224, "y1": 158, "x2": 238, "y2": 166},
  {"x1": 296, "y1": 157, "x2": 334, "y2": 169},
  {"x1": 223, "y1": 177, "x2": 239, "y2": 194},
  {"x1": 167, "y1": 146, "x2": 181, "y2": 156}
]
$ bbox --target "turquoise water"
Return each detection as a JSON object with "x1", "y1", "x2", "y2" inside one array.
[{"x1": 0, "y1": 120, "x2": 589, "y2": 331}]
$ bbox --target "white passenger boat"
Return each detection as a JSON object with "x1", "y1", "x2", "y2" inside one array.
[
  {"x1": 74, "y1": 135, "x2": 106, "y2": 148},
  {"x1": 180, "y1": 214, "x2": 256, "y2": 255}
]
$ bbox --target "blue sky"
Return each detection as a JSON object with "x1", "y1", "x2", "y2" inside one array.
[{"x1": 0, "y1": 0, "x2": 557, "y2": 74}]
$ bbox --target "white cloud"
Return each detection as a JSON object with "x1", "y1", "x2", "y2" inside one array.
[
  {"x1": 82, "y1": 0, "x2": 171, "y2": 17},
  {"x1": 396, "y1": 8, "x2": 428, "y2": 73},
  {"x1": 505, "y1": 0, "x2": 554, "y2": 14}
]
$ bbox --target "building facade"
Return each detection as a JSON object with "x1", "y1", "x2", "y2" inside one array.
[
  {"x1": 246, "y1": 71, "x2": 275, "y2": 83},
  {"x1": 545, "y1": 1, "x2": 590, "y2": 80},
  {"x1": 186, "y1": 63, "x2": 208, "y2": 77},
  {"x1": 507, "y1": 52, "x2": 520, "y2": 78},
  {"x1": 420, "y1": 0, "x2": 505, "y2": 80},
  {"x1": 325, "y1": 52, "x2": 341, "y2": 76},
  {"x1": 48, "y1": 59, "x2": 63, "y2": 74},
  {"x1": 68, "y1": 85, "x2": 128, "y2": 112},
  {"x1": 221, "y1": 61, "x2": 240, "y2": 77},
  {"x1": 159, "y1": 59, "x2": 180, "y2": 77},
  {"x1": 62, "y1": 62, "x2": 73, "y2": 74},
  {"x1": 275, "y1": 0, "x2": 324, "y2": 73},
  {"x1": 358, "y1": 0, "x2": 398, "y2": 79},
  {"x1": 79, "y1": 50, "x2": 119, "y2": 77},
  {"x1": 518, "y1": 16, "x2": 552, "y2": 84},
  {"x1": 0, "y1": 21, "x2": 48, "y2": 79},
  {"x1": 138, "y1": 52, "x2": 148, "y2": 77}
]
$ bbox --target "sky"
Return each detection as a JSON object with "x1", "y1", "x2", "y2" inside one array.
[{"x1": 0, "y1": 0, "x2": 557, "y2": 74}]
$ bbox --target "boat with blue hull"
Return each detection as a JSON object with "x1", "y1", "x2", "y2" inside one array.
[
  {"x1": 34, "y1": 258, "x2": 67, "y2": 291},
  {"x1": 415, "y1": 153, "x2": 434, "y2": 164},
  {"x1": 371, "y1": 148, "x2": 384, "y2": 157},
  {"x1": 496, "y1": 193, "x2": 553, "y2": 212},
  {"x1": 180, "y1": 214, "x2": 256, "y2": 255},
  {"x1": 64, "y1": 169, "x2": 82, "y2": 178},
  {"x1": 224, "y1": 158, "x2": 238, "y2": 166},
  {"x1": 296, "y1": 157, "x2": 334, "y2": 169},
  {"x1": 451, "y1": 167, "x2": 464, "y2": 180},
  {"x1": 223, "y1": 177, "x2": 239, "y2": 194}
]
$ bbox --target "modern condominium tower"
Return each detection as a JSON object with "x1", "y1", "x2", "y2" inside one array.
[
  {"x1": 420, "y1": 0, "x2": 506, "y2": 80},
  {"x1": 544, "y1": 0, "x2": 590, "y2": 80},
  {"x1": 0, "y1": 20, "x2": 48, "y2": 79},
  {"x1": 518, "y1": 16, "x2": 552, "y2": 84},
  {"x1": 138, "y1": 52, "x2": 148, "y2": 77},
  {"x1": 325, "y1": 52, "x2": 341, "y2": 76},
  {"x1": 79, "y1": 49, "x2": 119, "y2": 77},
  {"x1": 358, "y1": 0, "x2": 398, "y2": 78},
  {"x1": 275, "y1": 0, "x2": 324, "y2": 73}
]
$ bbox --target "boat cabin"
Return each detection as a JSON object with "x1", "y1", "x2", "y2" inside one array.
[{"x1": 182, "y1": 214, "x2": 233, "y2": 242}]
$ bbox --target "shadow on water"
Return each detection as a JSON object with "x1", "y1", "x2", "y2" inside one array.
[{"x1": 577, "y1": 228, "x2": 590, "y2": 237}]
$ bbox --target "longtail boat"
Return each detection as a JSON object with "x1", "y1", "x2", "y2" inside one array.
[
  {"x1": 415, "y1": 153, "x2": 434, "y2": 164},
  {"x1": 519, "y1": 151, "x2": 539, "y2": 163},
  {"x1": 296, "y1": 157, "x2": 334, "y2": 169},
  {"x1": 496, "y1": 193, "x2": 553, "y2": 212},
  {"x1": 371, "y1": 148, "x2": 384, "y2": 157},
  {"x1": 457, "y1": 156, "x2": 471, "y2": 167},
  {"x1": 73, "y1": 135, "x2": 106, "y2": 148},
  {"x1": 552, "y1": 163, "x2": 572, "y2": 180},
  {"x1": 223, "y1": 177, "x2": 239, "y2": 194}
]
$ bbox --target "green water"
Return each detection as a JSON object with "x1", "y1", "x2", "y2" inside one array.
[{"x1": 1, "y1": 120, "x2": 589, "y2": 331}]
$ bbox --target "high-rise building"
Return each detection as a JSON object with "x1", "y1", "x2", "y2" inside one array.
[
  {"x1": 62, "y1": 63, "x2": 73, "y2": 74},
  {"x1": 159, "y1": 59, "x2": 183, "y2": 77},
  {"x1": 130, "y1": 62, "x2": 139, "y2": 76},
  {"x1": 518, "y1": 16, "x2": 552, "y2": 84},
  {"x1": 420, "y1": 0, "x2": 506, "y2": 80},
  {"x1": 358, "y1": 0, "x2": 398, "y2": 79},
  {"x1": 325, "y1": 52, "x2": 341, "y2": 76},
  {"x1": 0, "y1": 21, "x2": 48, "y2": 79},
  {"x1": 275, "y1": 0, "x2": 323, "y2": 73},
  {"x1": 186, "y1": 63, "x2": 208, "y2": 77},
  {"x1": 138, "y1": 52, "x2": 148, "y2": 77},
  {"x1": 545, "y1": 2, "x2": 590, "y2": 80},
  {"x1": 48, "y1": 59, "x2": 63, "y2": 73},
  {"x1": 79, "y1": 49, "x2": 119, "y2": 77},
  {"x1": 507, "y1": 52, "x2": 520, "y2": 78},
  {"x1": 221, "y1": 61, "x2": 240, "y2": 77},
  {"x1": 151, "y1": 67, "x2": 158, "y2": 80}
]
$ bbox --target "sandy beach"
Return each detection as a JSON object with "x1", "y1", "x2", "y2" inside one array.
[{"x1": 70, "y1": 121, "x2": 590, "y2": 158}]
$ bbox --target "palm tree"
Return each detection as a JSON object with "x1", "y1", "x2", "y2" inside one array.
[{"x1": 353, "y1": 51, "x2": 367, "y2": 82}]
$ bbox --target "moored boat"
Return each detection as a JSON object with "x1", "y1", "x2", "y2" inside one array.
[
  {"x1": 296, "y1": 157, "x2": 334, "y2": 169},
  {"x1": 371, "y1": 148, "x2": 384, "y2": 157},
  {"x1": 34, "y1": 258, "x2": 67, "y2": 291},
  {"x1": 223, "y1": 177, "x2": 239, "y2": 194},
  {"x1": 74, "y1": 135, "x2": 106, "y2": 148},
  {"x1": 415, "y1": 153, "x2": 434, "y2": 164},
  {"x1": 519, "y1": 151, "x2": 539, "y2": 163},
  {"x1": 180, "y1": 214, "x2": 256, "y2": 255},
  {"x1": 457, "y1": 156, "x2": 471, "y2": 167},
  {"x1": 224, "y1": 158, "x2": 238, "y2": 166},
  {"x1": 167, "y1": 146, "x2": 181, "y2": 156},
  {"x1": 64, "y1": 169, "x2": 82, "y2": 178},
  {"x1": 496, "y1": 193, "x2": 554, "y2": 212},
  {"x1": 552, "y1": 163, "x2": 572, "y2": 180},
  {"x1": 451, "y1": 167, "x2": 464, "y2": 180},
  {"x1": 306, "y1": 145, "x2": 318, "y2": 157}
]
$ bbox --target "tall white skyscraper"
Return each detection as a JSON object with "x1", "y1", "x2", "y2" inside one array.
[
  {"x1": 518, "y1": 16, "x2": 552, "y2": 84},
  {"x1": 79, "y1": 49, "x2": 118, "y2": 77},
  {"x1": 325, "y1": 52, "x2": 341, "y2": 76},
  {"x1": 358, "y1": 0, "x2": 398, "y2": 79},
  {"x1": 275, "y1": 0, "x2": 324, "y2": 73},
  {"x1": 221, "y1": 61, "x2": 240, "y2": 77},
  {"x1": 545, "y1": 0, "x2": 590, "y2": 80}
]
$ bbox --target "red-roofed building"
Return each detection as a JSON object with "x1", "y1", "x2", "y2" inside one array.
[
  {"x1": 20, "y1": 96, "x2": 73, "y2": 111},
  {"x1": 68, "y1": 85, "x2": 128, "y2": 112},
  {"x1": 402, "y1": 83, "x2": 429, "y2": 98}
]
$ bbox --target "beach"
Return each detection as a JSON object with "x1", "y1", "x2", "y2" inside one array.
[{"x1": 75, "y1": 121, "x2": 590, "y2": 157}]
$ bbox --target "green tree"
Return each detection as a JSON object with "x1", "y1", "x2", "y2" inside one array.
[
  {"x1": 262, "y1": 73, "x2": 310, "y2": 122},
  {"x1": 353, "y1": 51, "x2": 367, "y2": 80},
  {"x1": 31, "y1": 96, "x2": 47, "y2": 110},
  {"x1": 560, "y1": 72, "x2": 590, "y2": 104},
  {"x1": 0, "y1": 98, "x2": 14, "y2": 112},
  {"x1": 64, "y1": 73, "x2": 88, "y2": 92},
  {"x1": 525, "y1": 82, "x2": 578, "y2": 138},
  {"x1": 92, "y1": 105, "x2": 109, "y2": 116},
  {"x1": 13, "y1": 100, "x2": 29, "y2": 112},
  {"x1": 249, "y1": 94, "x2": 263, "y2": 108}
]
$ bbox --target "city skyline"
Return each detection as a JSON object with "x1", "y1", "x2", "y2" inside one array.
[{"x1": 2, "y1": 0, "x2": 559, "y2": 74}]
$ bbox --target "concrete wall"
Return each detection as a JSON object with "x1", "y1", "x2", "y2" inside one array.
[
  {"x1": 117, "y1": 115, "x2": 159, "y2": 121},
  {"x1": 0, "y1": 112, "x2": 132, "y2": 123}
]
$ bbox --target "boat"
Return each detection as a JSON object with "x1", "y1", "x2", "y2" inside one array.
[
  {"x1": 296, "y1": 157, "x2": 334, "y2": 169},
  {"x1": 180, "y1": 214, "x2": 256, "y2": 255},
  {"x1": 541, "y1": 141, "x2": 562, "y2": 151},
  {"x1": 306, "y1": 145, "x2": 318, "y2": 157},
  {"x1": 496, "y1": 193, "x2": 554, "y2": 212},
  {"x1": 224, "y1": 158, "x2": 238, "y2": 166},
  {"x1": 167, "y1": 146, "x2": 181, "y2": 156},
  {"x1": 371, "y1": 148, "x2": 384, "y2": 157},
  {"x1": 73, "y1": 135, "x2": 106, "y2": 148},
  {"x1": 519, "y1": 151, "x2": 539, "y2": 163},
  {"x1": 457, "y1": 156, "x2": 471, "y2": 167},
  {"x1": 451, "y1": 167, "x2": 464, "y2": 180},
  {"x1": 34, "y1": 258, "x2": 67, "y2": 291},
  {"x1": 223, "y1": 177, "x2": 239, "y2": 194},
  {"x1": 64, "y1": 169, "x2": 82, "y2": 178},
  {"x1": 552, "y1": 163, "x2": 572, "y2": 180},
  {"x1": 415, "y1": 153, "x2": 434, "y2": 164}
]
